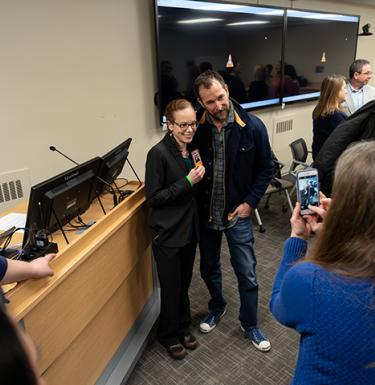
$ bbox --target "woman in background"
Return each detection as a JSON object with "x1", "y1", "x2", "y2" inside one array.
[
  {"x1": 270, "y1": 141, "x2": 375, "y2": 385},
  {"x1": 312, "y1": 74, "x2": 347, "y2": 160},
  {"x1": 145, "y1": 99, "x2": 205, "y2": 360}
]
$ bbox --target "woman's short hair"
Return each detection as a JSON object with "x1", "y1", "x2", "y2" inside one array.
[
  {"x1": 312, "y1": 74, "x2": 346, "y2": 119},
  {"x1": 0, "y1": 307, "x2": 38, "y2": 385},
  {"x1": 165, "y1": 99, "x2": 194, "y2": 123},
  {"x1": 308, "y1": 140, "x2": 375, "y2": 279}
]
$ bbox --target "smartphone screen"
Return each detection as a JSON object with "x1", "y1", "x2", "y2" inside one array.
[{"x1": 296, "y1": 169, "x2": 319, "y2": 214}]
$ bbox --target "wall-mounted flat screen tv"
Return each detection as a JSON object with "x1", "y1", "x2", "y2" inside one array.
[
  {"x1": 283, "y1": 9, "x2": 359, "y2": 105},
  {"x1": 154, "y1": 0, "x2": 359, "y2": 121},
  {"x1": 155, "y1": 0, "x2": 284, "y2": 120}
]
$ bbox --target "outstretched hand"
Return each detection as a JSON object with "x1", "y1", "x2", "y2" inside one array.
[{"x1": 29, "y1": 253, "x2": 55, "y2": 279}]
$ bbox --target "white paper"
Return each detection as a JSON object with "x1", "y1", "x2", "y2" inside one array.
[{"x1": 0, "y1": 213, "x2": 26, "y2": 232}]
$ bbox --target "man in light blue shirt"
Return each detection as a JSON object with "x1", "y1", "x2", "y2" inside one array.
[{"x1": 342, "y1": 59, "x2": 375, "y2": 115}]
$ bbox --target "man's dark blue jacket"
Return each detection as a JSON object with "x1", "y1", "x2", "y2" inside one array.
[{"x1": 193, "y1": 99, "x2": 274, "y2": 225}]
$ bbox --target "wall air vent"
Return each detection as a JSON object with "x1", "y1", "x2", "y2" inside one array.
[
  {"x1": 275, "y1": 119, "x2": 293, "y2": 134},
  {"x1": 0, "y1": 169, "x2": 31, "y2": 211}
]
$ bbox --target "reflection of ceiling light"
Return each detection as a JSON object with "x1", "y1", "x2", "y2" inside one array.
[
  {"x1": 226, "y1": 54, "x2": 234, "y2": 68},
  {"x1": 321, "y1": 52, "x2": 327, "y2": 63},
  {"x1": 258, "y1": 10, "x2": 284, "y2": 16},
  {"x1": 287, "y1": 10, "x2": 358, "y2": 22},
  {"x1": 177, "y1": 18, "x2": 223, "y2": 24},
  {"x1": 227, "y1": 20, "x2": 269, "y2": 26}
]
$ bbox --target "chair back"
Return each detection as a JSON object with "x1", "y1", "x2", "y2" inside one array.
[{"x1": 289, "y1": 138, "x2": 308, "y2": 171}]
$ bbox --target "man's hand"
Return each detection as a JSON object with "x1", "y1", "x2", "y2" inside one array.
[
  {"x1": 229, "y1": 202, "x2": 252, "y2": 220},
  {"x1": 29, "y1": 253, "x2": 55, "y2": 279}
]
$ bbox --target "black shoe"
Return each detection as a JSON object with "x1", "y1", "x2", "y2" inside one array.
[
  {"x1": 180, "y1": 334, "x2": 199, "y2": 350},
  {"x1": 166, "y1": 344, "x2": 187, "y2": 360}
]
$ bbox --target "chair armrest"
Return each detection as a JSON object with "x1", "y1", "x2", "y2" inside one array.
[{"x1": 292, "y1": 160, "x2": 310, "y2": 167}]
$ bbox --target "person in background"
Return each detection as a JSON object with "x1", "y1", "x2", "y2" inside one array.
[
  {"x1": 222, "y1": 61, "x2": 247, "y2": 103},
  {"x1": 145, "y1": 99, "x2": 205, "y2": 360},
  {"x1": 312, "y1": 74, "x2": 347, "y2": 160},
  {"x1": 0, "y1": 305, "x2": 46, "y2": 385},
  {"x1": 193, "y1": 70, "x2": 274, "y2": 352},
  {"x1": 270, "y1": 141, "x2": 375, "y2": 385},
  {"x1": 342, "y1": 59, "x2": 375, "y2": 115}
]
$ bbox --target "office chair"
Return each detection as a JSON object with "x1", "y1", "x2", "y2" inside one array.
[
  {"x1": 254, "y1": 158, "x2": 294, "y2": 233},
  {"x1": 282, "y1": 137, "x2": 314, "y2": 210},
  {"x1": 289, "y1": 138, "x2": 312, "y2": 174}
]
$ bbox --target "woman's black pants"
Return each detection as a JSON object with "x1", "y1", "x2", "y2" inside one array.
[{"x1": 153, "y1": 241, "x2": 196, "y2": 347}]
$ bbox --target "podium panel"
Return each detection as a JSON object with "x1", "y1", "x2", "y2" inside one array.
[{"x1": 5, "y1": 184, "x2": 156, "y2": 385}]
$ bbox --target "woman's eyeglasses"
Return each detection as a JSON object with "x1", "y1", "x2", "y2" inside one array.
[{"x1": 172, "y1": 121, "x2": 199, "y2": 130}]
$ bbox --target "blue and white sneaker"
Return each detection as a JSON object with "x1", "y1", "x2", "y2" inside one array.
[
  {"x1": 199, "y1": 309, "x2": 226, "y2": 333},
  {"x1": 241, "y1": 326, "x2": 271, "y2": 352}
]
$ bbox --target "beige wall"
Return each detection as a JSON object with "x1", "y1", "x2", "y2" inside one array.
[{"x1": 1, "y1": 0, "x2": 374, "y2": 194}]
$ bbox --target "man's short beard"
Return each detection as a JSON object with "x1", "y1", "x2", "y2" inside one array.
[{"x1": 209, "y1": 108, "x2": 229, "y2": 123}]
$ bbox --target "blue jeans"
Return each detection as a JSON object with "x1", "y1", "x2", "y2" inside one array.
[{"x1": 199, "y1": 218, "x2": 258, "y2": 329}]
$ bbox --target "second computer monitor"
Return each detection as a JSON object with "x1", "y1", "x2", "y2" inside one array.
[{"x1": 97, "y1": 137, "x2": 132, "y2": 192}]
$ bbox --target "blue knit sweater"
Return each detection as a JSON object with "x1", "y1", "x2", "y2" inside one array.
[{"x1": 270, "y1": 237, "x2": 375, "y2": 385}]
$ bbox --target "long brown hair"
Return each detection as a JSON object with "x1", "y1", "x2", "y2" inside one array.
[
  {"x1": 306, "y1": 141, "x2": 375, "y2": 280},
  {"x1": 312, "y1": 75, "x2": 346, "y2": 119}
]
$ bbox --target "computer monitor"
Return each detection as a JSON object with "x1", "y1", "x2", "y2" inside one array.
[
  {"x1": 23, "y1": 157, "x2": 102, "y2": 247},
  {"x1": 97, "y1": 138, "x2": 132, "y2": 193}
]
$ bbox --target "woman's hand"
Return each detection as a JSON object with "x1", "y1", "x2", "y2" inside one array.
[
  {"x1": 188, "y1": 166, "x2": 205, "y2": 184},
  {"x1": 303, "y1": 191, "x2": 331, "y2": 234},
  {"x1": 290, "y1": 202, "x2": 312, "y2": 240}
]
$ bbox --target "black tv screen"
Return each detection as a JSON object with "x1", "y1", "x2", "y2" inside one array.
[
  {"x1": 155, "y1": 0, "x2": 359, "y2": 120},
  {"x1": 155, "y1": 0, "x2": 284, "y2": 118},
  {"x1": 283, "y1": 9, "x2": 359, "y2": 105}
]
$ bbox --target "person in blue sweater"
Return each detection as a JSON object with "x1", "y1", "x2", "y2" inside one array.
[
  {"x1": 270, "y1": 140, "x2": 375, "y2": 385},
  {"x1": 312, "y1": 74, "x2": 348, "y2": 160}
]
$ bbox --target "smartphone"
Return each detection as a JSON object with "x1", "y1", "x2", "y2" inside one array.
[
  {"x1": 191, "y1": 149, "x2": 203, "y2": 167},
  {"x1": 296, "y1": 168, "x2": 320, "y2": 215}
]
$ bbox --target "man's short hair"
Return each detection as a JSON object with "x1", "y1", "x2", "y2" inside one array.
[
  {"x1": 193, "y1": 70, "x2": 226, "y2": 99},
  {"x1": 349, "y1": 59, "x2": 370, "y2": 79}
]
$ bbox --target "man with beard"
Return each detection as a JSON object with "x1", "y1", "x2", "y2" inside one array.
[
  {"x1": 192, "y1": 70, "x2": 274, "y2": 352},
  {"x1": 342, "y1": 59, "x2": 375, "y2": 115}
]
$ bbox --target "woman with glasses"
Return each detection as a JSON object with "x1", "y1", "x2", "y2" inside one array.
[
  {"x1": 145, "y1": 99, "x2": 205, "y2": 360},
  {"x1": 312, "y1": 74, "x2": 347, "y2": 160}
]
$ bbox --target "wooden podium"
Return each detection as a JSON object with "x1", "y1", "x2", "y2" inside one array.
[{"x1": 5, "y1": 183, "x2": 159, "y2": 385}]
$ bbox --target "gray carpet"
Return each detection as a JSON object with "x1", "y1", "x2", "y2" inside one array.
[{"x1": 127, "y1": 194, "x2": 299, "y2": 385}]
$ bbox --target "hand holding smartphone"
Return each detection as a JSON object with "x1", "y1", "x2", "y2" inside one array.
[{"x1": 296, "y1": 168, "x2": 320, "y2": 215}]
